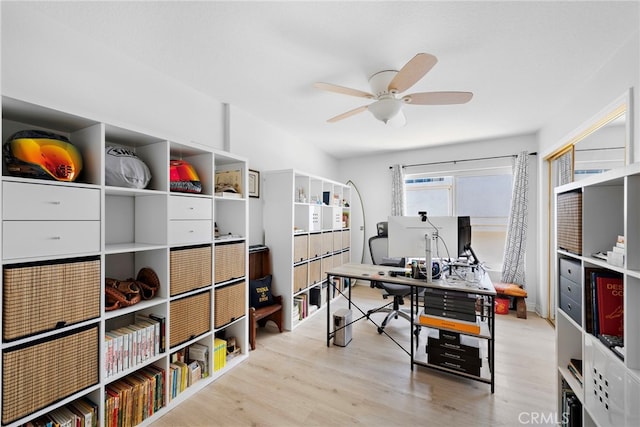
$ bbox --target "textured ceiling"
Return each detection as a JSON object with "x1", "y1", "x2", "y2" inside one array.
[{"x1": 16, "y1": 1, "x2": 640, "y2": 159}]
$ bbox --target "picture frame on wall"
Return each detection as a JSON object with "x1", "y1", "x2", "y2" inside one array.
[{"x1": 248, "y1": 169, "x2": 260, "y2": 198}]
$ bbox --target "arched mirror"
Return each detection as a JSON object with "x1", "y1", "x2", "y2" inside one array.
[{"x1": 545, "y1": 89, "x2": 632, "y2": 323}]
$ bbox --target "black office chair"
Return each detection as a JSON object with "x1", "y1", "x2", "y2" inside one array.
[{"x1": 367, "y1": 221, "x2": 422, "y2": 334}]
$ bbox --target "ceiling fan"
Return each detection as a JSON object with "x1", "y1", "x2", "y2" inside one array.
[{"x1": 314, "y1": 53, "x2": 473, "y2": 126}]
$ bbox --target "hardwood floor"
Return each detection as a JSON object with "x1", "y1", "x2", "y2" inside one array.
[{"x1": 152, "y1": 284, "x2": 557, "y2": 427}]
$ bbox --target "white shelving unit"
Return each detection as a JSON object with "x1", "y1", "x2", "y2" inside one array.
[
  {"x1": 555, "y1": 162, "x2": 640, "y2": 427},
  {"x1": 0, "y1": 96, "x2": 249, "y2": 427},
  {"x1": 263, "y1": 169, "x2": 351, "y2": 330}
]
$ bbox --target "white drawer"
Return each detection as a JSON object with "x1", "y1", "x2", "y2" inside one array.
[
  {"x1": 3, "y1": 221, "x2": 100, "y2": 259},
  {"x1": 3, "y1": 182, "x2": 100, "y2": 221},
  {"x1": 169, "y1": 220, "x2": 212, "y2": 245},
  {"x1": 168, "y1": 196, "x2": 212, "y2": 220}
]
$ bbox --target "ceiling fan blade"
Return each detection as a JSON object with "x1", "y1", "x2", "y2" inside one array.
[
  {"x1": 314, "y1": 82, "x2": 374, "y2": 99},
  {"x1": 327, "y1": 105, "x2": 368, "y2": 123},
  {"x1": 403, "y1": 91, "x2": 474, "y2": 105},
  {"x1": 388, "y1": 53, "x2": 437, "y2": 94}
]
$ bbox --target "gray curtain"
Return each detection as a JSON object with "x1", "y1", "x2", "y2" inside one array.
[
  {"x1": 391, "y1": 164, "x2": 404, "y2": 216},
  {"x1": 501, "y1": 152, "x2": 529, "y2": 286}
]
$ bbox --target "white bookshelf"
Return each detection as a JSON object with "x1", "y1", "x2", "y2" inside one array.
[
  {"x1": 555, "y1": 162, "x2": 640, "y2": 427},
  {"x1": 263, "y1": 169, "x2": 351, "y2": 330},
  {"x1": 0, "y1": 96, "x2": 249, "y2": 427}
]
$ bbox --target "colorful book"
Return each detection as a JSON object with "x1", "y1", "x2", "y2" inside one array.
[{"x1": 595, "y1": 274, "x2": 623, "y2": 336}]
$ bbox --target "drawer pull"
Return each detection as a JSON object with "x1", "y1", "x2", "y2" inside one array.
[
  {"x1": 567, "y1": 304, "x2": 572, "y2": 311},
  {"x1": 189, "y1": 230, "x2": 195, "y2": 233},
  {"x1": 567, "y1": 269, "x2": 572, "y2": 274},
  {"x1": 189, "y1": 207, "x2": 195, "y2": 210},
  {"x1": 50, "y1": 236, "x2": 62, "y2": 240},
  {"x1": 567, "y1": 286, "x2": 571, "y2": 292},
  {"x1": 49, "y1": 201, "x2": 62, "y2": 205}
]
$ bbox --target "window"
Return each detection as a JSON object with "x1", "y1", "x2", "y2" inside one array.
[{"x1": 404, "y1": 171, "x2": 512, "y2": 270}]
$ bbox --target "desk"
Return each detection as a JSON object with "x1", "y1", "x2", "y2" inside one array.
[{"x1": 326, "y1": 262, "x2": 496, "y2": 393}]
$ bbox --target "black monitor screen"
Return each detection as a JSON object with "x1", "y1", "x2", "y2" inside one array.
[{"x1": 457, "y1": 216, "x2": 472, "y2": 257}]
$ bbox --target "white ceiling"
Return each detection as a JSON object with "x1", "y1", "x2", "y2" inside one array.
[{"x1": 23, "y1": 1, "x2": 640, "y2": 159}]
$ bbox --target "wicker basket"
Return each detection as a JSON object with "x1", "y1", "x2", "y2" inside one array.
[
  {"x1": 293, "y1": 234, "x2": 309, "y2": 262},
  {"x1": 3, "y1": 257, "x2": 100, "y2": 341},
  {"x1": 309, "y1": 233, "x2": 322, "y2": 258},
  {"x1": 309, "y1": 259, "x2": 321, "y2": 285},
  {"x1": 293, "y1": 263, "x2": 308, "y2": 293},
  {"x1": 170, "y1": 245, "x2": 212, "y2": 296},
  {"x1": 214, "y1": 242, "x2": 245, "y2": 283},
  {"x1": 557, "y1": 191, "x2": 583, "y2": 255},
  {"x1": 2, "y1": 325, "x2": 99, "y2": 425},
  {"x1": 321, "y1": 232, "x2": 333, "y2": 255},
  {"x1": 214, "y1": 281, "x2": 246, "y2": 328},
  {"x1": 169, "y1": 291, "x2": 211, "y2": 347}
]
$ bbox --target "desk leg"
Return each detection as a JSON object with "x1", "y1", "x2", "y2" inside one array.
[
  {"x1": 489, "y1": 294, "x2": 495, "y2": 393},
  {"x1": 326, "y1": 274, "x2": 331, "y2": 347},
  {"x1": 410, "y1": 286, "x2": 415, "y2": 370}
]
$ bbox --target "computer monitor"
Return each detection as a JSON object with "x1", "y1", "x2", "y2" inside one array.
[
  {"x1": 457, "y1": 216, "x2": 472, "y2": 258},
  {"x1": 387, "y1": 215, "x2": 462, "y2": 261}
]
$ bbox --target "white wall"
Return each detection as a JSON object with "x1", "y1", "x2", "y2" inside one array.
[
  {"x1": 1, "y1": 4, "x2": 225, "y2": 149},
  {"x1": 338, "y1": 134, "x2": 540, "y2": 310},
  {"x1": 536, "y1": 30, "x2": 640, "y2": 318},
  {"x1": 1, "y1": 5, "x2": 341, "y2": 249},
  {"x1": 228, "y1": 106, "x2": 339, "y2": 245}
]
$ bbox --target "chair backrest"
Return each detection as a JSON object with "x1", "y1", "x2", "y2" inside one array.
[{"x1": 369, "y1": 222, "x2": 404, "y2": 267}]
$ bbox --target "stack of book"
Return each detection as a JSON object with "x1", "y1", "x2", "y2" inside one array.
[
  {"x1": 606, "y1": 235, "x2": 625, "y2": 267},
  {"x1": 567, "y1": 358, "x2": 583, "y2": 386},
  {"x1": 106, "y1": 365, "x2": 165, "y2": 425},
  {"x1": 188, "y1": 343, "x2": 210, "y2": 378},
  {"x1": 418, "y1": 288, "x2": 480, "y2": 334},
  {"x1": 213, "y1": 338, "x2": 227, "y2": 372},
  {"x1": 584, "y1": 268, "x2": 623, "y2": 338},
  {"x1": 561, "y1": 381, "x2": 582, "y2": 427}
]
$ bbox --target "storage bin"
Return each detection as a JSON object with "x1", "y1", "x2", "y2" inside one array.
[
  {"x1": 3, "y1": 257, "x2": 101, "y2": 341},
  {"x1": 214, "y1": 281, "x2": 246, "y2": 328},
  {"x1": 170, "y1": 291, "x2": 211, "y2": 347},
  {"x1": 293, "y1": 263, "x2": 308, "y2": 293},
  {"x1": 214, "y1": 242, "x2": 245, "y2": 283},
  {"x1": 170, "y1": 245, "x2": 212, "y2": 296},
  {"x1": 309, "y1": 259, "x2": 321, "y2": 285},
  {"x1": 293, "y1": 234, "x2": 309, "y2": 262},
  {"x1": 557, "y1": 191, "x2": 582, "y2": 255},
  {"x1": 309, "y1": 233, "x2": 322, "y2": 258},
  {"x1": 322, "y1": 232, "x2": 333, "y2": 255},
  {"x1": 2, "y1": 325, "x2": 99, "y2": 424}
]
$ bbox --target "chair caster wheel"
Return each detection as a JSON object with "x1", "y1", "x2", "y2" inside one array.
[{"x1": 377, "y1": 327, "x2": 384, "y2": 334}]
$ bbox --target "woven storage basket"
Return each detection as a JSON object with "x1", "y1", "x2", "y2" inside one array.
[
  {"x1": 321, "y1": 232, "x2": 333, "y2": 255},
  {"x1": 293, "y1": 234, "x2": 309, "y2": 262},
  {"x1": 332, "y1": 231, "x2": 342, "y2": 252},
  {"x1": 557, "y1": 191, "x2": 583, "y2": 255},
  {"x1": 293, "y1": 263, "x2": 308, "y2": 293},
  {"x1": 214, "y1": 281, "x2": 246, "y2": 328},
  {"x1": 309, "y1": 233, "x2": 322, "y2": 258},
  {"x1": 170, "y1": 245, "x2": 212, "y2": 296},
  {"x1": 342, "y1": 230, "x2": 350, "y2": 250},
  {"x1": 169, "y1": 291, "x2": 211, "y2": 347},
  {"x1": 2, "y1": 325, "x2": 99, "y2": 424},
  {"x1": 214, "y1": 242, "x2": 245, "y2": 283},
  {"x1": 3, "y1": 257, "x2": 100, "y2": 341}
]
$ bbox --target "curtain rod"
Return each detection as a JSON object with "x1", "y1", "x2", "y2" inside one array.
[{"x1": 389, "y1": 152, "x2": 538, "y2": 169}]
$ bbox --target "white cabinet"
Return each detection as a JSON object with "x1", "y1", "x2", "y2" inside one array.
[
  {"x1": 0, "y1": 96, "x2": 248, "y2": 427},
  {"x1": 555, "y1": 162, "x2": 640, "y2": 427},
  {"x1": 263, "y1": 169, "x2": 351, "y2": 330}
]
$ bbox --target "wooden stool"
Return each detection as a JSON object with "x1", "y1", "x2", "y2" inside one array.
[{"x1": 494, "y1": 282, "x2": 528, "y2": 319}]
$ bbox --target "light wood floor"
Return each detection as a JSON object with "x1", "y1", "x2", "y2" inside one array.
[{"x1": 152, "y1": 284, "x2": 557, "y2": 427}]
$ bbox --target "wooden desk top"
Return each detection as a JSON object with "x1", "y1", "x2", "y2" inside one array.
[{"x1": 327, "y1": 263, "x2": 496, "y2": 296}]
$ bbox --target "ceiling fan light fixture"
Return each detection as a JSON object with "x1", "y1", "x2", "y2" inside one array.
[{"x1": 368, "y1": 98, "x2": 402, "y2": 124}]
